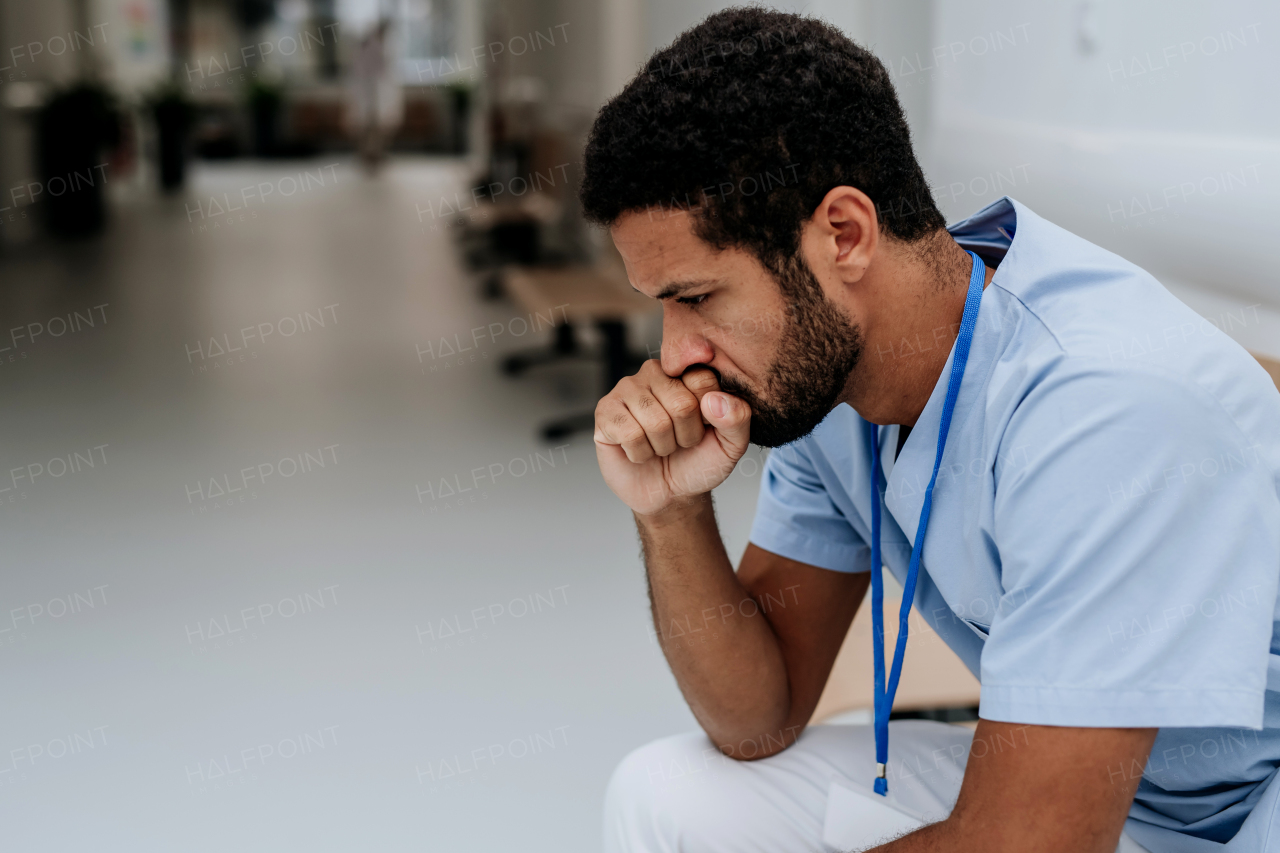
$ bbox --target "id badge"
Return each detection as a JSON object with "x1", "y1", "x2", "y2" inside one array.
[{"x1": 822, "y1": 780, "x2": 928, "y2": 850}]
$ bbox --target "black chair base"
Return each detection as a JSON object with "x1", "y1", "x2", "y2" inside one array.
[
  {"x1": 537, "y1": 320, "x2": 646, "y2": 442},
  {"x1": 502, "y1": 322, "x2": 585, "y2": 375},
  {"x1": 541, "y1": 412, "x2": 596, "y2": 441},
  {"x1": 501, "y1": 319, "x2": 647, "y2": 442}
]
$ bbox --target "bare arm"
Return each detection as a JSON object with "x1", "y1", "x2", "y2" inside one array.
[
  {"x1": 596, "y1": 361, "x2": 867, "y2": 757},
  {"x1": 596, "y1": 364, "x2": 1154, "y2": 851},
  {"x1": 870, "y1": 721, "x2": 1158, "y2": 853},
  {"x1": 640, "y1": 506, "x2": 869, "y2": 755}
]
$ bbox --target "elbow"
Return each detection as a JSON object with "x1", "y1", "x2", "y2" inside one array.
[{"x1": 706, "y1": 720, "x2": 809, "y2": 762}]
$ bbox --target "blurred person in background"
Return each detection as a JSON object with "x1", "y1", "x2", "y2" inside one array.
[{"x1": 348, "y1": 17, "x2": 402, "y2": 172}]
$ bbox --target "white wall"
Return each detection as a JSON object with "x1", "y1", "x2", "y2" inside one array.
[
  {"x1": 629, "y1": 0, "x2": 1280, "y2": 358},
  {"x1": 91, "y1": 0, "x2": 169, "y2": 95},
  {"x1": 924, "y1": 0, "x2": 1280, "y2": 356},
  {"x1": 637, "y1": 0, "x2": 941, "y2": 152}
]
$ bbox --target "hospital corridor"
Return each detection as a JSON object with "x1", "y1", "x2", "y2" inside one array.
[
  {"x1": 0, "y1": 0, "x2": 1278, "y2": 851},
  {"x1": 0, "y1": 154, "x2": 748, "y2": 848}
]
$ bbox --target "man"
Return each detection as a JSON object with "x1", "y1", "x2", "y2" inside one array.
[{"x1": 580, "y1": 9, "x2": 1280, "y2": 853}]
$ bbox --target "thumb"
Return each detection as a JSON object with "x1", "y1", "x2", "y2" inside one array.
[{"x1": 701, "y1": 392, "x2": 752, "y2": 456}]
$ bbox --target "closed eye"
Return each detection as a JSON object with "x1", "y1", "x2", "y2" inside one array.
[{"x1": 676, "y1": 294, "x2": 708, "y2": 306}]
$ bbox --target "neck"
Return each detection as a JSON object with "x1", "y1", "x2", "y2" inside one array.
[{"x1": 842, "y1": 232, "x2": 991, "y2": 427}]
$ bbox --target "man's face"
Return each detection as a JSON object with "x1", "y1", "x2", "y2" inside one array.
[{"x1": 611, "y1": 209, "x2": 863, "y2": 447}]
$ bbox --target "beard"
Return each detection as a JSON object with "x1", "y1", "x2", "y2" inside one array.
[{"x1": 713, "y1": 254, "x2": 864, "y2": 448}]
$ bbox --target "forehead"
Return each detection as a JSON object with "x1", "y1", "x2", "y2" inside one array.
[{"x1": 611, "y1": 208, "x2": 748, "y2": 296}]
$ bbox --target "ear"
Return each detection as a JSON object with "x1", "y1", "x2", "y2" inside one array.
[{"x1": 803, "y1": 186, "x2": 880, "y2": 284}]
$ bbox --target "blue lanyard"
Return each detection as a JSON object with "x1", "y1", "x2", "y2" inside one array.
[{"x1": 865, "y1": 250, "x2": 986, "y2": 796}]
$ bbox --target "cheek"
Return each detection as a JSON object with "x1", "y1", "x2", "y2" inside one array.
[
  {"x1": 707, "y1": 318, "x2": 787, "y2": 383},
  {"x1": 705, "y1": 304, "x2": 787, "y2": 355}
]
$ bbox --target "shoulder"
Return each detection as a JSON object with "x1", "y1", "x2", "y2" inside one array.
[{"x1": 981, "y1": 206, "x2": 1279, "y2": 450}]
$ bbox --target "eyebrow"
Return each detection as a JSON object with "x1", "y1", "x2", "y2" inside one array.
[{"x1": 636, "y1": 278, "x2": 721, "y2": 300}]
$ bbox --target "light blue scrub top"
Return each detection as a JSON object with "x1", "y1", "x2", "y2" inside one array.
[{"x1": 749, "y1": 197, "x2": 1280, "y2": 851}]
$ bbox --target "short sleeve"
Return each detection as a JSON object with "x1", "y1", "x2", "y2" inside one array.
[
  {"x1": 748, "y1": 442, "x2": 870, "y2": 573},
  {"x1": 979, "y1": 365, "x2": 1280, "y2": 729}
]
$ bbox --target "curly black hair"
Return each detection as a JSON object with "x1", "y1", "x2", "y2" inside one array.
[{"x1": 580, "y1": 7, "x2": 944, "y2": 274}]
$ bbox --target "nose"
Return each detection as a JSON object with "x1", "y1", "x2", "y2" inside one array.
[{"x1": 659, "y1": 307, "x2": 715, "y2": 378}]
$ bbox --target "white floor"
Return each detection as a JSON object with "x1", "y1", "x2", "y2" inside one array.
[{"x1": 0, "y1": 157, "x2": 769, "y2": 852}]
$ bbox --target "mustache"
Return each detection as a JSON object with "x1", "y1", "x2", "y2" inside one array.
[
  {"x1": 683, "y1": 364, "x2": 754, "y2": 401},
  {"x1": 685, "y1": 364, "x2": 768, "y2": 416}
]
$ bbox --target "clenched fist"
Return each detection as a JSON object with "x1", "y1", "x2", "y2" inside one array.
[{"x1": 594, "y1": 360, "x2": 752, "y2": 516}]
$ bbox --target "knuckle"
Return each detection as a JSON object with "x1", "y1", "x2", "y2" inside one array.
[
  {"x1": 638, "y1": 413, "x2": 673, "y2": 437},
  {"x1": 618, "y1": 424, "x2": 647, "y2": 446},
  {"x1": 676, "y1": 432, "x2": 703, "y2": 449},
  {"x1": 597, "y1": 403, "x2": 628, "y2": 431},
  {"x1": 627, "y1": 442, "x2": 654, "y2": 461},
  {"x1": 667, "y1": 394, "x2": 699, "y2": 419},
  {"x1": 609, "y1": 412, "x2": 638, "y2": 437},
  {"x1": 637, "y1": 360, "x2": 665, "y2": 382},
  {"x1": 633, "y1": 403, "x2": 672, "y2": 432}
]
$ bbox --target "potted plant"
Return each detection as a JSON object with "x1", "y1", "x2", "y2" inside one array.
[
  {"x1": 247, "y1": 79, "x2": 284, "y2": 157},
  {"x1": 35, "y1": 82, "x2": 121, "y2": 237},
  {"x1": 147, "y1": 82, "x2": 195, "y2": 191},
  {"x1": 446, "y1": 80, "x2": 471, "y2": 154}
]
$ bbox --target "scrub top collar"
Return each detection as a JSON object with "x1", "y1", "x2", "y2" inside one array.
[
  {"x1": 947, "y1": 195, "x2": 1019, "y2": 266},
  {"x1": 880, "y1": 197, "x2": 1021, "y2": 543}
]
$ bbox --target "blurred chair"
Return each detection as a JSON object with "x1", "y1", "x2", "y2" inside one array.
[
  {"x1": 289, "y1": 96, "x2": 350, "y2": 151},
  {"x1": 394, "y1": 89, "x2": 444, "y2": 150},
  {"x1": 462, "y1": 125, "x2": 580, "y2": 295}
]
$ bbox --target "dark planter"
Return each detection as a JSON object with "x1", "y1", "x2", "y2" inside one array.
[
  {"x1": 154, "y1": 98, "x2": 193, "y2": 190},
  {"x1": 449, "y1": 86, "x2": 470, "y2": 154},
  {"x1": 248, "y1": 84, "x2": 284, "y2": 157},
  {"x1": 36, "y1": 85, "x2": 120, "y2": 238},
  {"x1": 250, "y1": 98, "x2": 279, "y2": 156}
]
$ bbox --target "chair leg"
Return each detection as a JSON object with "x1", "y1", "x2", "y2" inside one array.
[
  {"x1": 553, "y1": 321, "x2": 578, "y2": 355},
  {"x1": 535, "y1": 320, "x2": 638, "y2": 442},
  {"x1": 482, "y1": 271, "x2": 504, "y2": 300},
  {"x1": 596, "y1": 320, "x2": 631, "y2": 394},
  {"x1": 501, "y1": 322, "x2": 582, "y2": 375},
  {"x1": 541, "y1": 412, "x2": 596, "y2": 441}
]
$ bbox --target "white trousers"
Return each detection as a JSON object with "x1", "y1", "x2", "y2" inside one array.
[{"x1": 603, "y1": 721, "x2": 1150, "y2": 853}]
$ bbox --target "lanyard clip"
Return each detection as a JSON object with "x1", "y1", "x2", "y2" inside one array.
[{"x1": 875, "y1": 762, "x2": 887, "y2": 779}]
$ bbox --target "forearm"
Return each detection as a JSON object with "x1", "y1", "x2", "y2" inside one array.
[
  {"x1": 863, "y1": 722, "x2": 1156, "y2": 853},
  {"x1": 865, "y1": 818, "x2": 952, "y2": 852},
  {"x1": 855, "y1": 802, "x2": 1002, "y2": 852},
  {"x1": 637, "y1": 493, "x2": 793, "y2": 754}
]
